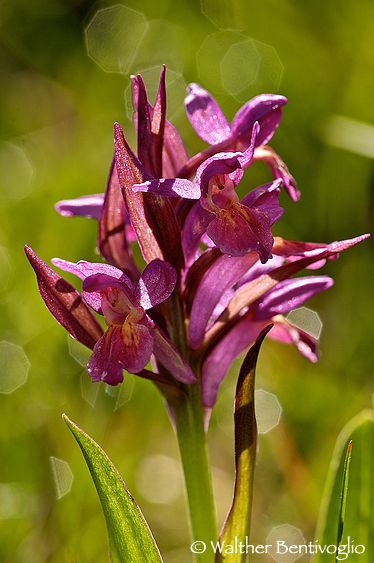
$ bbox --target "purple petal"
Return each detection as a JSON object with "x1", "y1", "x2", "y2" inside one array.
[
  {"x1": 153, "y1": 327, "x2": 196, "y2": 384},
  {"x1": 55, "y1": 194, "x2": 104, "y2": 219},
  {"x1": 98, "y1": 157, "x2": 138, "y2": 276},
  {"x1": 133, "y1": 178, "x2": 201, "y2": 199},
  {"x1": 196, "y1": 151, "x2": 245, "y2": 196},
  {"x1": 25, "y1": 246, "x2": 103, "y2": 349},
  {"x1": 241, "y1": 179, "x2": 283, "y2": 224},
  {"x1": 185, "y1": 83, "x2": 232, "y2": 145},
  {"x1": 162, "y1": 120, "x2": 188, "y2": 177},
  {"x1": 253, "y1": 276, "x2": 334, "y2": 320},
  {"x1": 253, "y1": 146, "x2": 300, "y2": 201},
  {"x1": 135, "y1": 259, "x2": 177, "y2": 309},
  {"x1": 188, "y1": 252, "x2": 259, "y2": 349},
  {"x1": 201, "y1": 314, "x2": 265, "y2": 407},
  {"x1": 181, "y1": 202, "x2": 213, "y2": 267},
  {"x1": 231, "y1": 94, "x2": 287, "y2": 147},
  {"x1": 87, "y1": 322, "x2": 154, "y2": 383},
  {"x1": 206, "y1": 205, "x2": 274, "y2": 262},
  {"x1": 51, "y1": 258, "x2": 133, "y2": 313},
  {"x1": 269, "y1": 320, "x2": 319, "y2": 362}
]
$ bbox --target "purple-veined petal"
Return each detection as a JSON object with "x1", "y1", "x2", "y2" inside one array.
[
  {"x1": 253, "y1": 276, "x2": 334, "y2": 320},
  {"x1": 135, "y1": 259, "x2": 177, "y2": 309},
  {"x1": 87, "y1": 322, "x2": 154, "y2": 384},
  {"x1": 114, "y1": 122, "x2": 164, "y2": 262},
  {"x1": 162, "y1": 120, "x2": 188, "y2": 177},
  {"x1": 231, "y1": 94, "x2": 287, "y2": 147},
  {"x1": 150, "y1": 65, "x2": 166, "y2": 177},
  {"x1": 188, "y1": 252, "x2": 258, "y2": 349},
  {"x1": 25, "y1": 246, "x2": 103, "y2": 349},
  {"x1": 98, "y1": 157, "x2": 138, "y2": 276},
  {"x1": 253, "y1": 146, "x2": 300, "y2": 201},
  {"x1": 269, "y1": 319, "x2": 319, "y2": 362},
  {"x1": 185, "y1": 83, "x2": 232, "y2": 145},
  {"x1": 206, "y1": 204, "x2": 274, "y2": 262},
  {"x1": 196, "y1": 151, "x2": 245, "y2": 196},
  {"x1": 241, "y1": 179, "x2": 283, "y2": 225},
  {"x1": 133, "y1": 178, "x2": 201, "y2": 199},
  {"x1": 51, "y1": 258, "x2": 133, "y2": 313},
  {"x1": 201, "y1": 314, "x2": 266, "y2": 407},
  {"x1": 55, "y1": 194, "x2": 104, "y2": 219},
  {"x1": 181, "y1": 202, "x2": 213, "y2": 267},
  {"x1": 153, "y1": 327, "x2": 196, "y2": 384},
  {"x1": 204, "y1": 234, "x2": 369, "y2": 345}
]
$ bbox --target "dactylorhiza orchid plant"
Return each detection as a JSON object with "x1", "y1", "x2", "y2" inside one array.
[{"x1": 25, "y1": 66, "x2": 369, "y2": 562}]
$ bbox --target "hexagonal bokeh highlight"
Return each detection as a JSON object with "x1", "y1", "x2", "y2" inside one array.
[
  {"x1": 266, "y1": 524, "x2": 306, "y2": 562},
  {"x1": 197, "y1": 32, "x2": 284, "y2": 101},
  {"x1": 49, "y1": 457, "x2": 74, "y2": 499},
  {"x1": 136, "y1": 455, "x2": 182, "y2": 504},
  {"x1": 80, "y1": 373, "x2": 100, "y2": 408},
  {"x1": 201, "y1": 0, "x2": 245, "y2": 31},
  {"x1": 220, "y1": 39, "x2": 261, "y2": 97},
  {"x1": 0, "y1": 341, "x2": 30, "y2": 394},
  {"x1": 287, "y1": 307, "x2": 323, "y2": 339},
  {"x1": 125, "y1": 66, "x2": 186, "y2": 121},
  {"x1": 255, "y1": 389, "x2": 282, "y2": 434},
  {"x1": 104, "y1": 374, "x2": 135, "y2": 410},
  {"x1": 0, "y1": 142, "x2": 34, "y2": 202},
  {"x1": 85, "y1": 5, "x2": 148, "y2": 74}
]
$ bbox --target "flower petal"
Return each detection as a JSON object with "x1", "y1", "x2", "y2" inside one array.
[
  {"x1": 188, "y1": 252, "x2": 258, "y2": 349},
  {"x1": 253, "y1": 276, "x2": 334, "y2": 320},
  {"x1": 253, "y1": 146, "x2": 300, "y2": 201},
  {"x1": 153, "y1": 327, "x2": 196, "y2": 384},
  {"x1": 25, "y1": 246, "x2": 103, "y2": 349},
  {"x1": 133, "y1": 178, "x2": 201, "y2": 199},
  {"x1": 55, "y1": 194, "x2": 104, "y2": 219},
  {"x1": 98, "y1": 157, "x2": 138, "y2": 276},
  {"x1": 135, "y1": 259, "x2": 177, "y2": 309},
  {"x1": 185, "y1": 83, "x2": 232, "y2": 145},
  {"x1": 201, "y1": 314, "x2": 265, "y2": 407},
  {"x1": 51, "y1": 258, "x2": 133, "y2": 313},
  {"x1": 231, "y1": 94, "x2": 287, "y2": 147},
  {"x1": 269, "y1": 319, "x2": 319, "y2": 362},
  {"x1": 206, "y1": 205, "x2": 274, "y2": 262},
  {"x1": 241, "y1": 179, "x2": 283, "y2": 225},
  {"x1": 181, "y1": 202, "x2": 213, "y2": 267}
]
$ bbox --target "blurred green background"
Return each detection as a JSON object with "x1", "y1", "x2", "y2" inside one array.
[{"x1": 0, "y1": 0, "x2": 373, "y2": 561}]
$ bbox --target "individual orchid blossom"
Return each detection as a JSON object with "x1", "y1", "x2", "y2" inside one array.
[{"x1": 133, "y1": 126, "x2": 283, "y2": 262}]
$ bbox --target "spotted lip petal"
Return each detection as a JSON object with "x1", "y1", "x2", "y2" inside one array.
[
  {"x1": 135, "y1": 259, "x2": 177, "y2": 310},
  {"x1": 25, "y1": 246, "x2": 103, "y2": 350}
]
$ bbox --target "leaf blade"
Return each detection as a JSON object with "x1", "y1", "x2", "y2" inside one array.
[{"x1": 63, "y1": 414, "x2": 163, "y2": 563}]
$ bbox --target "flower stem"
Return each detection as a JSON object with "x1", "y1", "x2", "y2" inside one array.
[{"x1": 172, "y1": 383, "x2": 217, "y2": 562}]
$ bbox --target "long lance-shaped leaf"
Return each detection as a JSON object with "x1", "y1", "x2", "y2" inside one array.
[
  {"x1": 313, "y1": 409, "x2": 374, "y2": 563},
  {"x1": 98, "y1": 157, "x2": 138, "y2": 279},
  {"x1": 216, "y1": 326, "x2": 272, "y2": 563},
  {"x1": 204, "y1": 235, "x2": 369, "y2": 346},
  {"x1": 25, "y1": 245, "x2": 103, "y2": 349},
  {"x1": 63, "y1": 414, "x2": 163, "y2": 563}
]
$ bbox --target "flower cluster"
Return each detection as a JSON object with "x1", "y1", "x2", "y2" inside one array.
[{"x1": 26, "y1": 65, "x2": 368, "y2": 408}]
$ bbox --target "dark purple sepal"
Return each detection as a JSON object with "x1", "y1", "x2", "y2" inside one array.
[{"x1": 24, "y1": 245, "x2": 103, "y2": 350}]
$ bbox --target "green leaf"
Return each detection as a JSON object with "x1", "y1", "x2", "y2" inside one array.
[
  {"x1": 63, "y1": 414, "x2": 163, "y2": 563},
  {"x1": 215, "y1": 325, "x2": 272, "y2": 563},
  {"x1": 313, "y1": 409, "x2": 374, "y2": 563}
]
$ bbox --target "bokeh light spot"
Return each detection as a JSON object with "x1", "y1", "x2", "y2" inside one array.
[
  {"x1": 49, "y1": 457, "x2": 74, "y2": 499},
  {"x1": 0, "y1": 143, "x2": 34, "y2": 202},
  {"x1": 287, "y1": 307, "x2": 323, "y2": 339},
  {"x1": 0, "y1": 341, "x2": 30, "y2": 394},
  {"x1": 131, "y1": 20, "x2": 184, "y2": 74},
  {"x1": 266, "y1": 524, "x2": 306, "y2": 562},
  {"x1": 80, "y1": 373, "x2": 100, "y2": 408},
  {"x1": 85, "y1": 5, "x2": 148, "y2": 74},
  {"x1": 255, "y1": 389, "x2": 282, "y2": 434},
  {"x1": 136, "y1": 454, "x2": 182, "y2": 504},
  {"x1": 220, "y1": 39, "x2": 261, "y2": 97},
  {"x1": 201, "y1": 0, "x2": 245, "y2": 31},
  {"x1": 125, "y1": 66, "x2": 186, "y2": 121},
  {"x1": 67, "y1": 335, "x2": 91, "y2": 367}
]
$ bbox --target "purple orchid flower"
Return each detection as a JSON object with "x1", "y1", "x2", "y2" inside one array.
[{"x1": 133, "y1": 125, "x2": 283, "y2": 262}]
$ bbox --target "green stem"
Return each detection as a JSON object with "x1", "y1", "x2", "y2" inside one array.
[{"x1": 172, "y1": 383, "x2": 217, "y2": 562}]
